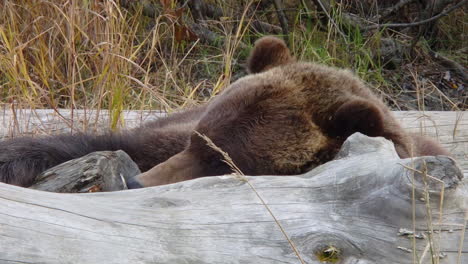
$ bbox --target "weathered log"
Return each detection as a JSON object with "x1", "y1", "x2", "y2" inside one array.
[
  {"x1": 30, "y1": 150, "x2": 140, "y2": 193},
  {"x1": 0, "y1": 134, "x2": 466, "y2": 263}
]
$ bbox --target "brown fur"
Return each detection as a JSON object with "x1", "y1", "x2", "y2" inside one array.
[
  {"x1": 129, "y1": 37, "x2": 450, "y2": 187},
  {"x1": 246, "y1": 36, "x2": 294, "y2": 74},
  {"x1": 0, "y1": 36, "x2": 450, "y2": 188}
]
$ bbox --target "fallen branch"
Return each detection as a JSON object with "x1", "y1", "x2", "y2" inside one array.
[
  {"x1": 1, "y1": 134, "x2": 466, "y2": 263},
  {"x1": 373, "y1": 0, "x2": 419, "y2": 21},
  {"x1": 429, "y1": 50, "x2": 468, "y2": 82},
  {"x1": 31, "y1": 151, "x2": 140, "y2": 193},
  {"x1": 187, "y1": 0, "x2": 223, "y2": 22},
  {"x1": 273, "y1": 0, "x2": 290, "y2": 43},
  {"x1": 310, "y1": 0, "x2": 348, "y2": 42},
  {"x1": 365, "y1": 0, "x2": 467, "y2": 30},
  {"x1": 189, "y1": 22, "x2": 222, "y2": 44},
  {"x1": 251, "y1": 20, "x2": 282, "y2": 34}
]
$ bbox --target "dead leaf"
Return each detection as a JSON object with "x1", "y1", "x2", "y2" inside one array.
[
  {"x1": 88, "y1": 185, "x2": 102, "y2": 192},
  {"x1": 443, "y1": 71, "x2": 451, "y2": 81}
]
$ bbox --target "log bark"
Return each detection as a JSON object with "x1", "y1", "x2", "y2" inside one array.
[
  {"x1": 0, "y1": 134, "x2": 466, "y2": 263},
  {"x1": 30, "y1": 150, "x2": 140, "y2": 193}
]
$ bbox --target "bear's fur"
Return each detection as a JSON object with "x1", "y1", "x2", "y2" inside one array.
[{"x1": 0, "y1": 36, "x2": 450, "y2": 188}]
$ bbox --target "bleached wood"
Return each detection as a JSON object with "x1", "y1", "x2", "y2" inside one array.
[
  {"x1": 0, "y1": 107, "x2": 466, "y2": 176},
  {"x1": 394, "y1": 111, "x2": 467, "y2": 177},
  {"x1": 0, "y1": 134, "x2": 466, "y2": 263},
  {"x1": 31, "y1": 150, "x2": 140, "y2": 193}
]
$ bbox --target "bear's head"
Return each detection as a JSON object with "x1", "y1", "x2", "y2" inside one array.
[{"x1": 126, "y1": 37, "x2": 446, "y2": 188}]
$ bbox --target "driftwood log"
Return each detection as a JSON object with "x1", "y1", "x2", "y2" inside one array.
[
  {"x1": 0, "y1": 133, "x2": 467, "y2": 263},
  {"x1": 30, "y1": 150, "x2": 140, "y2": 193},
  {"x1": 0, "y1": 109, "x2": 467, "y2": 263}
]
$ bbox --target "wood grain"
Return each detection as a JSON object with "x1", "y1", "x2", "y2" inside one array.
[{"x1": 0, "y1": 134, "x2": 466, "y2": 263}]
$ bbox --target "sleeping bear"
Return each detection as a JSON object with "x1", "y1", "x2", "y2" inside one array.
[{"x1": 0, "y1": 36, "x2": 450, "y2": 188}]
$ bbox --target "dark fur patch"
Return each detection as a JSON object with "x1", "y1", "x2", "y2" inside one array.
[
  {"x1": 247, "y1": 36, "x2": 294, "y2": 73},
  {"x1": 330, "y1": 99, "x2": 385, "y2": 139}
]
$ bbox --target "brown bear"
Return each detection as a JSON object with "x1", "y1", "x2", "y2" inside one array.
[{"x1": 0, "y1": 36, "x2": 449, "y2": 189}]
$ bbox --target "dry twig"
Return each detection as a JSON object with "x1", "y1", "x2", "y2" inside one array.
[
  {"x1": 428, "y1": 50, "x2": 468, "y2": 82},
  {"x1": 310, "y1": 0, "x2": 350, "y2": 43},
  {"x1": 273, "y1": 0, "x2": 290, "y2": 43},
  {"x1": 365, "y1": 0, "x2": 467, "y2": 30},
  {"x1": 373, "y1": 0, "x2": 419, "y2": 21},
  {"x1": 195, "y1": 131, "x2": 306, "y2": 264}
]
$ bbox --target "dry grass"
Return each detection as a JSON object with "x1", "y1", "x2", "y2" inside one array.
[
  {"x1": 1, "y1": 0, "x2": 465, "y2": 121},
  {"x1": 0, "y1": 0, "x2": 238, "y2": 128},
  {"x1": 401, "y1": 161, "x2": 468, "y2": 264}
]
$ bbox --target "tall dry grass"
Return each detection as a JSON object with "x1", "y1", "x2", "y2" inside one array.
[
  {"x1": 1, "y1": 0, "x2": 465, "y2": 119},
  {"x1": 0, "y1": 0, "x2": 242, "y2": 128}
]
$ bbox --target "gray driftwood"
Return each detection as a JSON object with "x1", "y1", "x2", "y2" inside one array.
[
  {"x1": 0, "y1": 134, "x2": 466, "y2": 264},
  {"x1": 30, "y1": 150, "x2": 140, "y2": 193}
]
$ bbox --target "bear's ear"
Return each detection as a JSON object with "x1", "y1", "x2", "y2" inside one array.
[
  {"x1": 330, "y1": 99, "x2": 385, "y2": 139},
  {"x1": 247, "y1": 36, "x2": 294, "y2": 74}
]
